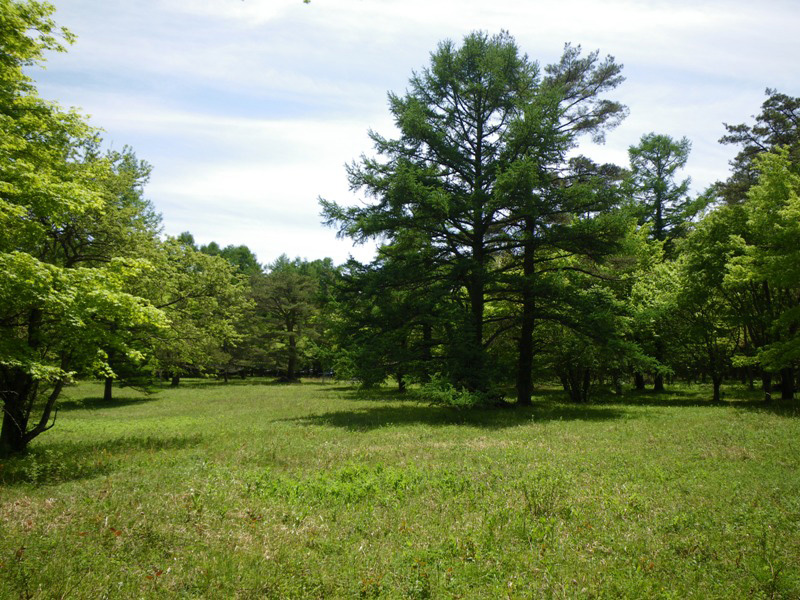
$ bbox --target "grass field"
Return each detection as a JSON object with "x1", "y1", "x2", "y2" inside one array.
[{"x1": 1, "y1": 380, "x2": 799, "y2": 599}]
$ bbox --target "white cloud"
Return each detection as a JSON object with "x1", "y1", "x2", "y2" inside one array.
[{"x1": 40, "y1": 0, "x2": 800, "y2": 265}]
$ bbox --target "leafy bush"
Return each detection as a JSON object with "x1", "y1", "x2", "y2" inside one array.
[{"x1": 420, "y1": 376, "x2": 485, "y2": 408}]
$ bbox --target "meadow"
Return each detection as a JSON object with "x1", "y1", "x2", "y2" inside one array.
[{"x1": 1, "y1": 380, "x2": 799, "y2": 599}]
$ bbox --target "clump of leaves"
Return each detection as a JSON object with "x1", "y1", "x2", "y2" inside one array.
[
  {"x1": 420, "y1": 376, "x2": 487, "y2": 409},
  {"x1": 420, "y1": 375, "x2": 503, "y2": 409}
]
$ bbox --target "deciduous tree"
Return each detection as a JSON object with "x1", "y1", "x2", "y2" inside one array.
[{"x1": 0, "y1": 0, "x2": 164, "y2": 454}]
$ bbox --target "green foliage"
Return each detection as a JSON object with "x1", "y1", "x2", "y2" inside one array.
[
  {"x1": 627, "y1": 132, "x2": 693, "y2": 249},
  {"x1": 322, "y1": 31, "x2": 544, "y2": 392},
  {"x1": 323, "y1": 32, "x2": 629, "y2": 399},
  {"x1": 200, "y1": 241, "x2": 262, "y2": 276},
  {"x1": 137, "y1": 237, "x2": 252, "y2": 381},
  {"x1": 725, "y1": 148, "x2": 800, "y2": 371},
  {"x1": 719, "y1": 89, "x2": 800, "y2": 204},
  {"x1": 0, "y1": 0, "x2": 167, "y2": 453},
  {"x1": 248, "y1": 255, "x2": 337, "y2": 381},
  {"x1": 326, "y1": 250, "x2": 444, "y2": 390},
  {"x1": 420, "y1": 375, "x2": 485, "y2": 409}
]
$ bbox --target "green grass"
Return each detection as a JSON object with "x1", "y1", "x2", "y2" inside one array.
[{"x1": 1, "y1": 380, "x2": 799, "y2": 598}]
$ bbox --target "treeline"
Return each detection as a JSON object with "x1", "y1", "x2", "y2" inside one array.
[{"x1": 1, "y1": 4, "x2": 798, "y2": 455}]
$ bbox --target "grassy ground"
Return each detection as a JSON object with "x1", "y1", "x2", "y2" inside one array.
[{"x1": 1, "y1": 380, "x2": 799, "y2": 599}]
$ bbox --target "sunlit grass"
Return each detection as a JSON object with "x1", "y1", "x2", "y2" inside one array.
[{"x1": 1, "y1": 379, "x2": 799, "y2": 598}]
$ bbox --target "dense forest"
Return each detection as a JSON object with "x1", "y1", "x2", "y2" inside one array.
[{"x1": 2, "y1": 3, "x2": 799, "y2": 456}]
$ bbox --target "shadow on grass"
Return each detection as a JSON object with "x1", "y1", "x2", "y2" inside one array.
[
  {"x1": 286, "y1": 401, "x2": 629, "y2": 432},
  {"x1": 326, "y1": 386, "x2": 416, "y2": 402},
  {"x1": 57, "y1": 394, "x2": 161, "y2": 412},
  {"x1": 592, "y1": 385, "x2": 800, "y2": 416},
  {"x1": 736, "y1": 400, "x2": 800, "y2": 418},
  {"x1": 331, "y1": 384, "x2": 721, "y2": 406},
  {"x1": 0, "y1": 434, "x2": 204, "y2": 487},
  {"x1": 165, "y1": 377, "x2": 342, "y2": 389},
  {"x1": 593, "y1": 390, "x2": 721, "y2": 409}
]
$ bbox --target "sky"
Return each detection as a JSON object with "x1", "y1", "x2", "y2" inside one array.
[{"x1": 32, "y1": 0, "x2": 800, "y2": 267}]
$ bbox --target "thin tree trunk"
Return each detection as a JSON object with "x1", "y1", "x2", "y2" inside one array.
[
  {"x1": 104, "y1": 377, "x2": 113, "y2": 402},
  {"x1": 170, "y1": 375, "x2": 180, "y2": 387},
  {"x1": 712, "y1": 375, "x2": 723, "y2": 403},
  {"x1": 287, "y1": 324, "x2": 297, "y2": 381},
  {"x1": 420, "y1": 322, "x2": 433, "y2": 383},
  {"x1": 563, "y1": 368, "x2": 590, "y2": 403},
  {"x1": 780, "y1": 367, "x2": 794, "y2": 401},
  {"x1": 582, "y1": 368, "x2": 591, "y2": 403},
  {"x1": 634, "y1": 373, "x2": 645, "y2": 390},
  {"x1": 653, "y1": 336, "x2": 666, "y2": 392},
  {"x1": 466, "y1": 117, "x2": 486, "y2": 394},
  {"x1": 762, "y1": 371, "x2": 772, "y2": 402},
  {"x1": 467, "y1": 264, "x2": 486, "y2": 393}
]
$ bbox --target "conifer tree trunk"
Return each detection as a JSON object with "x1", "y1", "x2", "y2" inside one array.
[
  {"x1": 465, "y1": 243, "x2": 487, "y2": 393},
  {"x1": 516, "y1": 232, "x2": 536, "y2": 406},
  {"x1": 287, "y1": 324, "x2": 298, "y2": 381},
  {"x1": 420, "y1": 323, "x2": 433, "y2": 383}
]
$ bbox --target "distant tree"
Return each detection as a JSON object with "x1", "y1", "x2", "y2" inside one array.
[
  {"x1": 219, "y1": 245, "x2": 261, "y2": 276},
  {"x1": 678, "y1": 229, "x2": 741, "y2": 402},
  {"x1": 138, "y1": 237, "x2": 251, "y2": 387},
  {"x1": 176, "y1": 231, "x2": 197, "y2": 248},
  {"x1": 718, "y1": 89, "x2": 800, "y2": 204},
  {"x1": 626, "y1": 249, "x2": 681, "y2": 391},
  {"x1": 627, "y1": 133, "x2": 693, "y2": 250},
  {"x1": 87, "y1": 147, "x2": 163, "y2": 401},
  {"x1": 679, "y1": 149, "x2": 799, "y2": 401},
  {"x1": 255, "y1": 256, "x2": 320, "y2": 382},
  {"x1": 540, "y1": 278, "x2": 631, "y2": 403},
  {"x1": 623, "y1": 133, "x2": 694, "y2": 392},
  {"x1": 200, "y1": 242, "x2": 261, "y2": 276}
]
